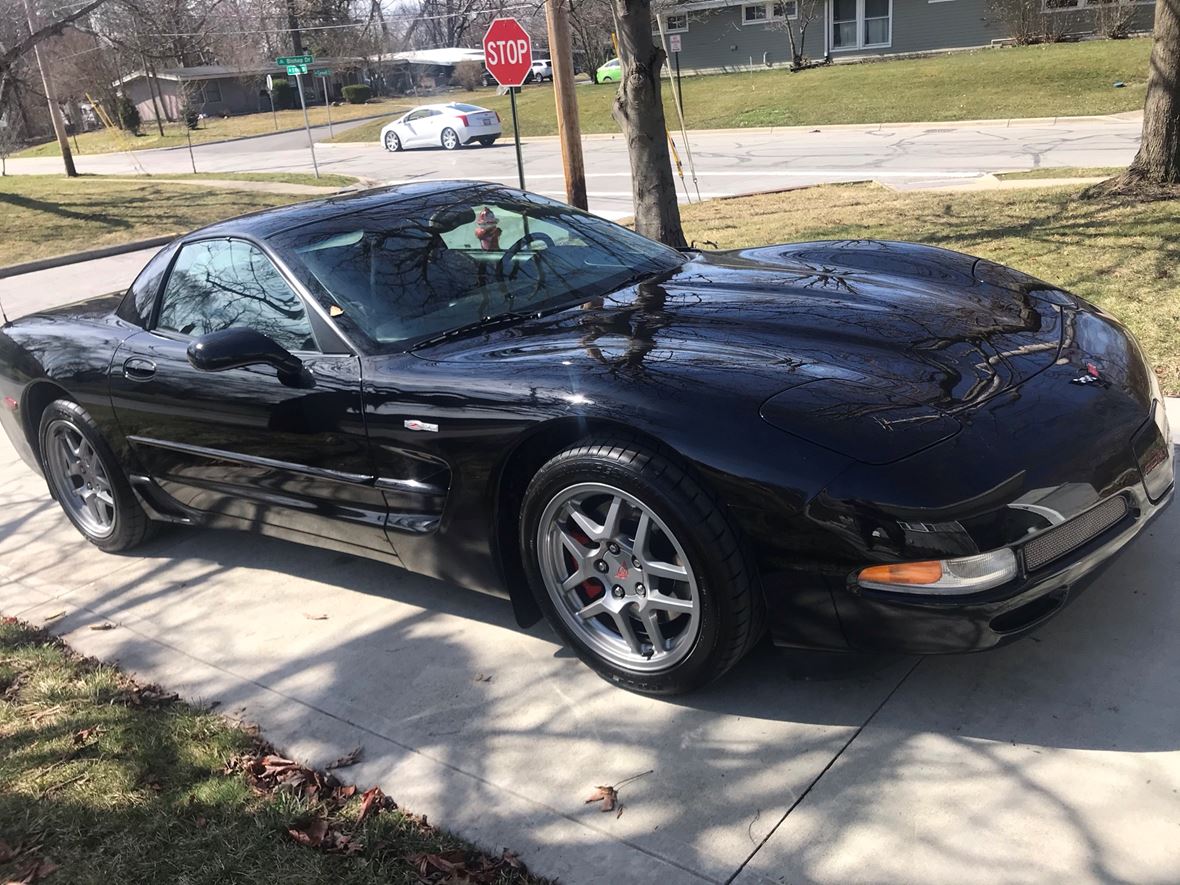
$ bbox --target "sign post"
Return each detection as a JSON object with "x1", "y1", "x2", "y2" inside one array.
[
  {"x1": 482, "y1": 18, "x2": 532, "y2": 190},
  {"x1": 265, "y1": 73, "x2": 278, "y2": 130},
  {"x1": 669, "y1": 33, "x2": 684, "y2": 120},
  {"x1": 314, "y1": 69, "x2": 333, "y2": 138},
  {"x1": 276, "y1": 55, "x2": 319, "y2": 179}
]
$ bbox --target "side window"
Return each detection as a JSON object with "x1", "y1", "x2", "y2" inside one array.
[{"x1": 156, "y1": 239, "x2": 316, "y2": 353}]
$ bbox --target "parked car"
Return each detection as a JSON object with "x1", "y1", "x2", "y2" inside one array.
[
  {"x1": 380, "y1": 103, "x2": 500, "y2": 151},
  {"x1": 531, "y1": 58, "x2": 553, "y2": 81},
  {"x1": 0, "y1": 182, "x2": 1172, "y2": 694},
  {"x1": 596, "y1": 58, "x2": 621, "y2": 83}
]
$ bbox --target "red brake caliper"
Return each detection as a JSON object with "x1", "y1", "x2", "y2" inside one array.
[{"x1": 565, "y1": 526, "x2": 604, "y2": 600}]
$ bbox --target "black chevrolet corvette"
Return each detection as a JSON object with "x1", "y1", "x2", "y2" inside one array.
[{"x1": 0, "y1": 182, "x2": 1172, "y2": 693}]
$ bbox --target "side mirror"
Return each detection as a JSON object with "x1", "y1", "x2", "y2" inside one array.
[{"x1": 187, "y1": 328, "x2": 305, "y2": 386}]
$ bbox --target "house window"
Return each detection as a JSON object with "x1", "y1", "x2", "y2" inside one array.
[
  {"x1": 831, "y1": 0, "x2": 891, "y2": 49},
  {"x1": 664, "y1": 13, "x2": 689, "y2": 32},
  {"x1": 1042, "y1": 0, "x2": 1149, "y2": 9},
  {"x1": 742, "y1": 1, "x2": 796, "y2": 24},
  {"x1": 200, "y1": 80, "x2": 222, "y2": 104}
]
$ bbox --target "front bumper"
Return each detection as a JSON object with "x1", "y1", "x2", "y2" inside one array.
[{"x1": 833, "y1": 480, "x2": 1173, "y2": 654}]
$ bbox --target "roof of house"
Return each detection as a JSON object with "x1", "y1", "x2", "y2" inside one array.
[
  {"x1": 115, "y1": 58, "x2": 359, "y2": 85},
  {"x1": 383, "y1": 48, "x2": 486, "y2": 67}
]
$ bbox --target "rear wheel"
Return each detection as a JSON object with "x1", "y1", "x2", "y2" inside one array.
[
  {"x1": 384, "y1": 131, "x2": 402, "y2": 152},
  {"x1": 440, "y1": 127, "x2": 460, "y2": 150},
  {"x1": 39, "y1": 399, "x2": 152, "y2": 552},
  {"x1": 521, "y1": 436, "x2": 764, "y2": 694},
  {"x1": 478, "y1": 137, "x2": 496, "y2": 147}
]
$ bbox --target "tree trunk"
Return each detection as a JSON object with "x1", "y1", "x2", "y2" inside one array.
[
  {"x1": 610, "y1": 0, "x2": 687, "y2": 248},
  {"x1": 286, "y1": 0, "x2": 304, "y2": 55},
  {"x1": 1086, "y1": 0, "x2": 1180, "y2": 197}
]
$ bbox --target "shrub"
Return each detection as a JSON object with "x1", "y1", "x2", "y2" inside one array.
[
  {"x1": 341, "y1": 84, "x2": 371, "y2": 104},
  {"x1": 115, "y1": 94, "x2": 141, "y2": 134},
  {"x1": 453, "y1": 60, "x2": 484, "y2": 91},
  {"x1": 268, "y1": 78, "x2": 297, "y2": 110}
]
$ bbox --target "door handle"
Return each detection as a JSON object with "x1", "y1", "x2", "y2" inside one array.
[{"x1": 122, "y1": 357, "x2": 157, "y2": 381}]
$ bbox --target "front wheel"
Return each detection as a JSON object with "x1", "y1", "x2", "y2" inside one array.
[
  {"x1": 39, "y1": 399, "x2": 152, "y2": 552},
  {"x1": 440, "y1": 127, "x2": 460, "y2": 150},
  {"x1": 383, "y1": 131, "x2": 401, "y2": 152},
  {"x1": 521, "y1": 436, "x2": 764, "y2": 694}
]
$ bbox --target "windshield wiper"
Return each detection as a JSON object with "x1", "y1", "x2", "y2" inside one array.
[{"x1": 408, "y1": 312, "x2": 531, "y2": 351}]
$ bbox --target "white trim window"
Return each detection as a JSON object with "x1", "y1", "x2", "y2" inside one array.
[
  {"x1": 831, "y1": 0, "x2": 892, "y2": 50},
  {"x1": 741, "y1": 1, "x2": 797, "y2": 25},
  {"x1": 654, "y1": 12, "x2": 689, "y2": 33}
]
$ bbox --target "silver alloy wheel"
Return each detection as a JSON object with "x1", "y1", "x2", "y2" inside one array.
[
  {"x1": 441, "y1": 128, "x2": 459, "y2": 150},
  {"x1": 384, "y1": 132, "x2": 399, "y2": 151},
  {"x1": 44, "y1": 418, "x2": 116, "y2": 538},
  {"x1": 537, "y1": 482, "x2": 701, "y2": 673}
]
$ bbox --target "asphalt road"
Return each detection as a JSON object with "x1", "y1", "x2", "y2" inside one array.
[
  {"x1": 1, "y1": 256, "x2": 1179, "y2": 883},
  {"x1": 7, "y1": 113, "x2": 1144, "y2": 219}
]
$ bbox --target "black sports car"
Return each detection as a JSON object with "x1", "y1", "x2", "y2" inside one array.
[{"x1": 0, "y1": 182, "x2": 1172, "y2": 694}]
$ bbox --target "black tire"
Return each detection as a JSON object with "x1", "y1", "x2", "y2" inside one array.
[
  {"x1": 384, "y1": 131, "x2": 402, "y2": 152},
  {"x1": 521, "y1": 435, "x2": 764, "y2": 695},
  {"x1": 38, "y1": 398, "x2": 153, "y2": 553},
  {"x1": 440, "y1": 127, "x2": 460, "y2": 150},
  {"x1": 478, "y1": 137, "x2": 496, "y2": 147}
]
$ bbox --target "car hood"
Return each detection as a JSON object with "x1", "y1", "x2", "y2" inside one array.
[{"x1": 417, "y1": 241, "x2": 1068, "y2": 463}]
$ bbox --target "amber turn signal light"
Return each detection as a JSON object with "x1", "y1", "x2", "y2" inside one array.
[{"x1": 858, "y1": 561, "x2": 943, "y2": 586}]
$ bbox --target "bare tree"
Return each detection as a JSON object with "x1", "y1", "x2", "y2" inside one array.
[
  {"x1": 770, "y1": 0, "x2": 825, "y2": 70},
  {"x1": 1086, "y1": 0, "x2": 1180, "y2": 197},
  {"x1": 1094, "y1": 0, "x2": 1139, "y2": 39},
  {"x1": 610, "y1": 0, "x2": 686, "y2": 247},
  {"x1": 984, "y1": 0, "x2": 1083, "y2": 44},
  {"x1": 568, "y1": 0, "x2": 612, "y2": 78},
  {"x1": 0, "y1": 0, "x2": 109, "y2": 117},
  {"x1": 0, "y1": 108, "x2": 22, "y2": 173}
]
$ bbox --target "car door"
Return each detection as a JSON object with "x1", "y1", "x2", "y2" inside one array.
[
  {"x1": 108, "y1": 236, "x2": 394, "y2": 555},
  {"x1": 400, "y1": 109, "x2": 431, "y2": 146}
]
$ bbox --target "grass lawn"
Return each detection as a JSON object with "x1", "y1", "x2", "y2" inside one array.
[
  {"x1": 678, "y1": 182, "x2": 1180, "y2": 393},
  {"x1": 15, "y1": 99, "x2": 410, "y2": 158},
  {"x1": 331, "y1": 38, "x2": 1151, "y2": 145},
  {"x1": 0, "y1": 175, "x2": 327, "y2": 267},
  {"x1": 995, "y1": 166, "x2": 1125, "y2": 180},
  {"x1": 105, "y1": 171, "x2": 358, "y2": 187},
  {"x1": 0, "y1": 618, "x2": 541, "y2": 884}
]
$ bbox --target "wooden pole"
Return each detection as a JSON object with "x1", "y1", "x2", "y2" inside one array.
[
  {"x1": 22, "y1": 0, "x2": 77, "y2": 176},
  {"x1": 544, "y1": 0, "x2": 587, "y2": 209}
]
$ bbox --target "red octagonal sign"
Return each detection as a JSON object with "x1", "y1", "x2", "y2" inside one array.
[{"x1": 483, "y1": 17, "x2": 532, "y2": 88}]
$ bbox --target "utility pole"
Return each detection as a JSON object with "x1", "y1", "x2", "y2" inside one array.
[
  {"x1": 22, "y1": 0, "x2": 77, "y2": 176},
  {"x1": 544, "y1": 0, "x2": 587, "y2": 209}
]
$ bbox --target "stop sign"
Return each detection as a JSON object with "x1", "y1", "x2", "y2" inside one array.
[{"x1": 483, "y1": 18, "x2": 532, "y2": 88}]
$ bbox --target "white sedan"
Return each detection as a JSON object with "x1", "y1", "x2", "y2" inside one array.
[{"x1": 379, "y1": 103, "x2": 501, "y2": 152}]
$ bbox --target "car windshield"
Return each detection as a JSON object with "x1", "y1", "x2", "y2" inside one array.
[
  {"x1": 268, "y1": 188, "x2": 684, "y2": 353},
  {"x1": 449, "y1": 103, "x2": 484, "y2": 112}
]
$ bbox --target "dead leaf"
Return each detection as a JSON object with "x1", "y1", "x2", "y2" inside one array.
[
  {"x1": 72, "y1": 725, "x2": 104, "y2": 745},
  {"x1": 193, "y1": 816, "x2": 207, "y2": 829},
  {"x1": 302, "y1": 613, "x2": 329, "y2": 621},
  {"x1": 325, "y1": 746, "x2": 362, "y2": 770},
  {"x1": 474, "y1": 673, "x2": 493, "y2": 682},
  {"x1": 334, "y1": 783, "x2": 357, "y2": 801},
  {"x1": 0, "y1": 840, "x2": 15, "y2": 863},
  {"x1": 88, "y1": 623, "x2": 115, "y2": 631},
  {"x1": 585, "y1": 784, "x2": 618, "y2": 813},
  {"x1": 356, "y1": 785, "x2": 393, "y2": 825},
  {"x1": 287, "y1": 817, "x2": 329, "y2": 848},
  {"x1": 43, "y1": 611, "x2": 66, "y2": 622},
  {"x1": 9, "y1": 856, "x2": 59, "y2": 883}
]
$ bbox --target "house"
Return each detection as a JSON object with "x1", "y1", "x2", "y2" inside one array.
[
  {"x1": 652, "y1": 0, "x2": 1155, "y2": 72},
  {"x1": 117, "y1": 59, "x2": 363, "y2": 122}
]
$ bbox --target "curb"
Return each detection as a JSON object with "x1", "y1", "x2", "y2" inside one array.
[
  {"x1": 144, "y1": 110, "x2": 399, "y2": 153},
  {"x1": 0, "y1": 236, "x2": 175, "y2": 280}
]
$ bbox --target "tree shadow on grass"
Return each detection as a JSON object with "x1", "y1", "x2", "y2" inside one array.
[{"x1": 0, "y1": 192, "x2": 133, "y2": 230}]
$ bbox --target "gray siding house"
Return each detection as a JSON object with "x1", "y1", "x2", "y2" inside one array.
[{"x1": 654, "y1": 0, "x2": 1155, "y2": 72}]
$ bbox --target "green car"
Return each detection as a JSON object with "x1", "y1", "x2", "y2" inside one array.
[{"x1": 595, "y1": 58, "x2": 621, "y2": 83}]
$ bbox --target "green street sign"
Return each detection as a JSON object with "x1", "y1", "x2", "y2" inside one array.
[
  {"x1": 276, "y1": 54, "x2": 313, "y2": 65},
  {"x1": 286, "y1": 64, "x2": 308, "y2": 76},
  {"x1": 313, "y1": 69, "x2": 331, "y2": 77}
]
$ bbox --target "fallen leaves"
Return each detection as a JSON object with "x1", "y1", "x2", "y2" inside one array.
[
  {"x1": 585, "y1": 784, "x2": 619, "y2": 814},
  {"x1": 119, "y1": 683, "x2": 178, "y2": 708},
  {"x1": 0, "y1": 839, "x2": 58, "y2": 882},
  {"x1": 405, "y1": 849, "x2": 527, "y2": 884},
  {"x1": 88, "y1": 623, "x2": 115, "y2": 631},
  {"x1": 356, "y1": 785, "x2": 394, "y2": 825},
  {"x1": 325, "y1": 746, "x2": 362, "y2": 770},
  {"x1": 71, "y1": 725, "x2": 104, "y2": 746},
  {"x1": 302, "y1": 613, "x2": 329, "y2": 621},
  {"x1": 583, "y1": 769, "x2": 654, "y2": 819}
]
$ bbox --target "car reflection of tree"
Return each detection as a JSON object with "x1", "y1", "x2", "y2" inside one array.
[{"x1": 575, "y1": 284, "x2": 675, "y2": 376}]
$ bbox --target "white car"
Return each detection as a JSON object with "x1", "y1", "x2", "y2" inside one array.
[
  {"x1": 531, "y1": 59, "x2": 553, "y2": 81},
  {"x1": 379, "y1": 102, "x2": 501, "y2": 152}
]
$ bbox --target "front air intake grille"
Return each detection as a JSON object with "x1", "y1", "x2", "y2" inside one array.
[{"x1": 1022, "y1": 496, "x2": 1129, "y2": 572}]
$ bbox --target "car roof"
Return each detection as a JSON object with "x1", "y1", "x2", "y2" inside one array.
[
  {"x1": 182, "y1": 180, "x2": 500, "y2": 241},
  {"x1": 407, "y1": 102, "x2": 488, "y2": 113}
]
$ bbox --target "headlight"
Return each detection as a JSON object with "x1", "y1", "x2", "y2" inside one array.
[{"x1": 857, "y1": 549, "x2": 1017, "y2": 594}]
